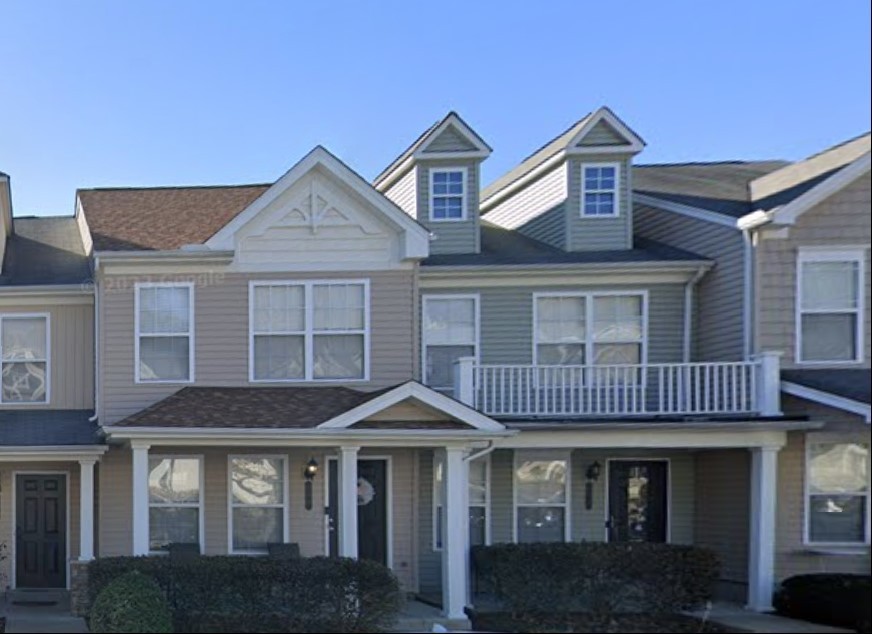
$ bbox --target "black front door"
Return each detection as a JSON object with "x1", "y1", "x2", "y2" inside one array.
[
  {"x1": 16, "y1": 474, "x2": 67, "y2": 588},
  {"x1": 327, "y1": 459, "x2": 388, "y2": 565},
  {"x1": 608, "y1": 461, "x2": 668, "y2": 543}
]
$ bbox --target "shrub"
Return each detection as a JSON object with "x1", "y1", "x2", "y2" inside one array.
[
  {"x1": 774, "y1": 574, "x2": 871, "y2": 634},
  {"x1": 89, "y1": 571, "x2": 172, "y2": 633},
  {"x1": 87, "y1": 555, "x2": 403, "y2": 633},
  {"x1": 472, "y1": 542, "x2": 720, "y2": 631}
]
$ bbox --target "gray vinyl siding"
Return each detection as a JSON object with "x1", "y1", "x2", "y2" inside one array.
[
  {"x1": 416, "y1": 159, "x2": 480, "y2": 255},
  {"x1": 423, "y1": 283, "x2": 687, "y2": 368},
  {"x1": 635, "y1": 204, "x2": 746, "y2": 361},
  {"x1": 576, "y1": 120, "x2": 628, "y2": 147},
  {"x1": 417, "y1": 449, "x2": 441, "y2": 594},
  {"x1": 566, "y1": 154, "x2": 633, "y2": 251},
  {"x1": 383, "y1": 167, "x2": 417, "y2": 219},
  {"x1": 519, "y1": 203, "x2": 566, "y2": 249},
  {"x1": 99, "y1": 269, "x2": 416, "y2": 424},
  {"x1": 423, "y1": 126, "x2": 479, "y2": 153}
]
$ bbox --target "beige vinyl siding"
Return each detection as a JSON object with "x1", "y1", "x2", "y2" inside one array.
[
  {"x1": 635, "y1": 204, "x2": 746, "y2": 361},
  {"x1": 416, "y1": 159, "x2": 480, "y2": 255},
  {"x1": 566, "y1": 154, "x2": 633, "y2": 251},
  {"x1": 1, "y1": 302, "x2": 94, "y2": 410},
  {"x1": 99, "y1": 270, "x2": 415, "y2": 424},
  {"x1": 417, "y1": 449, "x2": 440, "y2": 593},
  {"x1": 422, "y1": 283, "x2": 687, "y2": 368},
  {"x1": 756, "y1": 171, "x2": 871, "y2": 368},
  {"x1": 423, "y1": 126, "x2": 479, "y2": 153},
  {"x1": 483, "y1": 163, "x2": 568, "y2": 249},
  {"x1": 98, "y1": 446, "x2": 419, "y2": 591},
  {"x1": 576, "y1": 120, "x2": 628, "y2": 147},
  {"x1": 382, "y1": 167, "x2": 417, "y2": 219}
]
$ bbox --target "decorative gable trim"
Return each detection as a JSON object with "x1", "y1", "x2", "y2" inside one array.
[
  {"x1": 317, "y1": 381, "x2": 505, "y2": 431},
  {"x1": 566, "y1": 107, "x2": 646, "y2": 155},
  {"x1": 413, "y1": 113, "x2": 492, "y2": 160},
  {"x1": 206, "y1": 146, "x2": 430, "y2": 259}
]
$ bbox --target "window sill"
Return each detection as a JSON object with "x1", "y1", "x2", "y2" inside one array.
[{"x1": 797, "y1": 545, "x2": 870, "y2": 556}]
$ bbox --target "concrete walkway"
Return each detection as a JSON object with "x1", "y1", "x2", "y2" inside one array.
[
  {"x1": 693, "y1": 603, "x2": 854, "y2": 634},
  {"x1": 2, "y1": 592, "x2": 88, "y2": 634}
]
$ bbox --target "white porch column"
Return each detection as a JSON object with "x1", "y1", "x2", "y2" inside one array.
[
  {"x1": 440, "y1": 446, "x2": 469, "y2": 620},
  {"x1": 78, "y1": 458, "x2": 97, "y2": 561},
  {"x1": 131, "y1": 441, "x2": 151, "y2": 556},
  {"x1": 747, "y1": 445, "x2": 780, "y2": 611},
  {"x1": 338, "y1": 445, "x2": 360, "y2": 559}
]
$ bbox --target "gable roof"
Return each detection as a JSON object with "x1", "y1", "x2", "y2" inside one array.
[
  {"x1": 1, "y1": 216, "x2": 91, "y2": 286},
  {"x1": 78, "y1": 183, "x2": 270, "y2": 251},
  {"x1": 373, "y1": 111, "x2": 491, "y2": 188},
  {"x1": 782, "y1": 369, "x2": 871, "y2": 423}
]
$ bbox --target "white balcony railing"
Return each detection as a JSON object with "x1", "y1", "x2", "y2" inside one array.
[{"x1": 453, "y1": 352, "x2": 782, "y2": 418}]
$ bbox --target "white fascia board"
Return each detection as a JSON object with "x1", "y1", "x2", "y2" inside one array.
[
  {"x1": 781, "y1": 381, "x2": 872, "y2": 423},
  {"x1": 0, "y1": 445, "x2": 109, "y2": 462},
  {"x1": 633, "y1": 193, "x2": 740, "y2": 229}
]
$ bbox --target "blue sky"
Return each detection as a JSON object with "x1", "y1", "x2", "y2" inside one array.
[{"x1": 1, "y1": 0, "x2": 869, "y2": 216}]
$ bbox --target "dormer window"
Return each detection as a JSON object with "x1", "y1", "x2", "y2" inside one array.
[
  {"x1": 430, "y1": 168, "x2": 467, "y2": 221},
  {"x1": 581, "y1": 163, "x2": 620, "y2": 217}
]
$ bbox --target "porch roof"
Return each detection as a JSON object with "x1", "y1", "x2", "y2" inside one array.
[
  {"x1": 0, "y1": 410, "x2": 100, "y2": 446},
  {"x1": 782, "y1": 369, "x2": 871, "y2": 405}
]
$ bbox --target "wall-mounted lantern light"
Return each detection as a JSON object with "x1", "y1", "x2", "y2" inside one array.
[
  {"x1": 584, "y1": 461, "x2": 601, "y2": 510},
  {"x1": 585, "y1": 461, "x2": 602, "y2": 482},
  {"x1": 304, "y1": 458, "x2": 319, "y2": 510}
]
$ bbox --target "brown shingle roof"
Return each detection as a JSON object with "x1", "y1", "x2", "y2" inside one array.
[
  {"x1": 78, "y1": 184, "x2": 271, "y2": 251},
  {"x1": 112, "y1": 385, "x2": 398, "y2": 428}
]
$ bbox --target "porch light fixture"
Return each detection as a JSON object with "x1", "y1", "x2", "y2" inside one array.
[
  {"x1": 584, "y1": 461, "x2": 601, "y2": 511},
  {"x1": 303, "y1": 458, "x2": 319, "y2": 511},
  {"x1": 585, "y1": 461, "x2": 601, "y2": 482}
]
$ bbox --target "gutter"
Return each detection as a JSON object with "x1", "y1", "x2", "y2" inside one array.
[
  {"x1": 0, "y1": 284, "x2": 94, "y2": 297},
  {"x1": 420, "y1": 260, "x2": 714, "y2": 275},
  {"x1": 93, "y1": 248, "x2": 235, "y2": 268}
]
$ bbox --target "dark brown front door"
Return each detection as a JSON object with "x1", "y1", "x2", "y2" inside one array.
[
  {"x1": 16, "y1": 474, "x2": 67, "y2": 588},
  {"x1": 327, "y1": 459, "x2": 388, "y2": 566},
  {"x1": 608, "y1": 461, "x2": 668, "y2": 543}
]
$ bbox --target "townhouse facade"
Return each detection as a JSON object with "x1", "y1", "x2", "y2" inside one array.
[{"x1": 0, "y1": 111, "x2": 868, "y2": 620}]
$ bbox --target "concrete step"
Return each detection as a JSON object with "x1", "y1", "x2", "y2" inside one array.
[{"x1": 6, "y1": 589, "x2": 68, "y2": 606}]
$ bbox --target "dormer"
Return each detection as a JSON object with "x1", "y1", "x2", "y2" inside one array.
[
  {"x1": 374, "y1": 112, "x2": 491, "y2": 255},
  {"x1": 481, "y1": 107, "x2": 645, "y2": 252}
]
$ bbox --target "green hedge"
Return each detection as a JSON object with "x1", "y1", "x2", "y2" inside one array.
[
  {"x1": 472, "y1": 542, "x2": 720, "y2": 631},
  {"x1": 90, "y1": 571, "x2": 173, "y2": 633},
  {"x1": 774, "y1": 574, "x2": 871, "y2": 634},
  {"x1": 87, "y1": 555, "x2": 403, "y2": 633}
]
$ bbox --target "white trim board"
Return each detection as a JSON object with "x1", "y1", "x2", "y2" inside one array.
[
  {"x1": 566, "y1": 107, "x2": 646, "y2": 155},
  {"x1": 781, "y1": 381, "x2": 871, "y2": 423},
  {"x1": 428, "y1": 166, "x2": 470, "y2": 223},
  {"x1": 580, "y1": 162, "x2": 621, "y2": 218}
]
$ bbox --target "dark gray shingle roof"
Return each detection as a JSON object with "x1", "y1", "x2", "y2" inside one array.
[
  {"x1": 1, "y1": 410, "x2": 100, "y2": 446},
  {"x1": 422, "y1": 222, "x2": 709, "y2": 267},
  {"x1": 2, "y1": 216, "x2": 91, "y2": 286},
  {"x1": 782, "y1": 369, "x2": 871, "y2": 405}
]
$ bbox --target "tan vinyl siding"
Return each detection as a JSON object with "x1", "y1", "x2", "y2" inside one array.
[
  {"x1": 423, "y1": 126, "x2": 479, "y2": 153},
  {"x1": 382, "y1": 167, "x2": 418, "y2": 219},
  {"x1": 566, "y1": 154, "x2": 633, "y2": 251},
  {"x1": 416, "y1": 159, "x2": 480, "y2": 255},
  {"x1": 1, "y1": 302, "x2": 94, "y2": 410},
  {"x1": 99, "y1": 270, "x2": 415, "y2": 424},
  {"x1": 422, "y1": 283, "x2": 687, "y2": 368},
  {"x1": 756, "y1": 171, "x2": 871, "y2": 368},
  {"x1": 483, "y1": 163, "x2": 568, "y2": 249},
  {"x1": 417, "y1": 449, "x2": 440, "y2": 593},
  {"x1": 635, "y1": 205, "x2": 746, "y2": 361},
  {"x1": 98, "y1": 446, "x2": 419, "y2": 590},
  {"x1": 576, "y1": 120, "x2": 628, "y2": 146}
]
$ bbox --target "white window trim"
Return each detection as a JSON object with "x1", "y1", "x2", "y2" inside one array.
[
  {"x1": 580, "y1": 162, "x2": 621, "y2": 218},
  {"x1": 134, "y1": 282, "x2": 195, "y2": 384},
  {"x1": 532, "y1": 290, "x2": 649, "y2": 366},
  {"x1": 0, "y1": 312, "x2": 51, "y2": 405},
  {"x1": 795, "y1": 248, "x2": 866, "y2": 365},
  {"x1": 248, "y1": 279, "x2": 371, "y2": 383},
  {"x1": 512, "y1": 450, "x2": 572, "y2": 543},
  {"x1": 148, "y1": 454, "x2": 205, "y2": 555},
  {"x1": 803, "y1": 432, "x2": 871, "y2": 548},
  {"x1": 227, "y1": 454, "x2": 291, "y2": 555},
  {"x1": 421, "y1": 293, "x2": 480, "y2": 393},
  {"x1": 433, "y1": 452, "x2": 492, "y2": 551},
  {"x1": 429, "y1": 166, "x2": 468, "y2": 222}
]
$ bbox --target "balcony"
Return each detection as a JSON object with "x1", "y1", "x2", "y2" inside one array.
[{"x1": 453, "y1": 352, "x2": 782, "y2": 419}]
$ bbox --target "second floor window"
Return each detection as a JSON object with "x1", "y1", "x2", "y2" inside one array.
[
  {"x1": 798, "y1": 250, "x2": 864, "y2": 363},
  {"x1": 422, "y1": 295, "x2": 478, "y2": 394},
  {"x1": 581, "y1": 163, "x2": 620, "y2": 217},
  {"x1": 136, "y1": 283, "x2": 194, "y2": 383},
  {"x1": 251, "y1": 280, "x2": 368, "y2": 381},
  {"x1": 1, "y1": 314, "x2": 49, "y2": 404},
  {"x1": 535, "y1": 293, "x2": 645, "y2": 366},
  {"x1": 430, "y1": 168, "x2": 466, "y2": 221}
]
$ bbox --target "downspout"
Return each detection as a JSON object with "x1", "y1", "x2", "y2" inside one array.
[
  {"x1": 464, "y1": 441, "x2": 497, "y2": 463},
  {"x1": 742, "y1": 229, "x2": 755, "y2": 360},
  {"x1": 683, "y1": 268, "x2": 707, "y2": 362}
]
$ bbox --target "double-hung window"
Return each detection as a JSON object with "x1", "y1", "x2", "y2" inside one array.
[
  {"x1": 514, "y1": 451, "x2": 569, "y2": 543},
  {"x1": 422, "y1": 295, "x2": 478, "y2": 394},
  {"x1": 797, "y1": 249, "x2": 865, "y2": 363},
  {"x1": 229, "y1": 456, "x2": 288, "y2": 553},
  {"x1": 148, "y1": 456, "x2": 202, "y2": 552},
  {"x1": 806, "y1": 437, "x2": 869, "y2": 545},
  {"x1": 581, "y1": 163, "x2": 620, "y2": 217},
  {"x1": 0, "y1": 314, "x2": 49, "y2": 404},
  {"x1": 430, "y1": 168, "x2": 466, "y2": 221},
  {"x1": 534, "y1": 293, "x2": 645, "y2": 366},
  {"x1": 136, "y1": 283, "x2": 194, "y2": 382},
  {"x1": 433, "y1": 455, "x2": 490, "y2": 549},
  {"x1": 251, "y1": 280, "x2": 368, "y2": 381}
]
